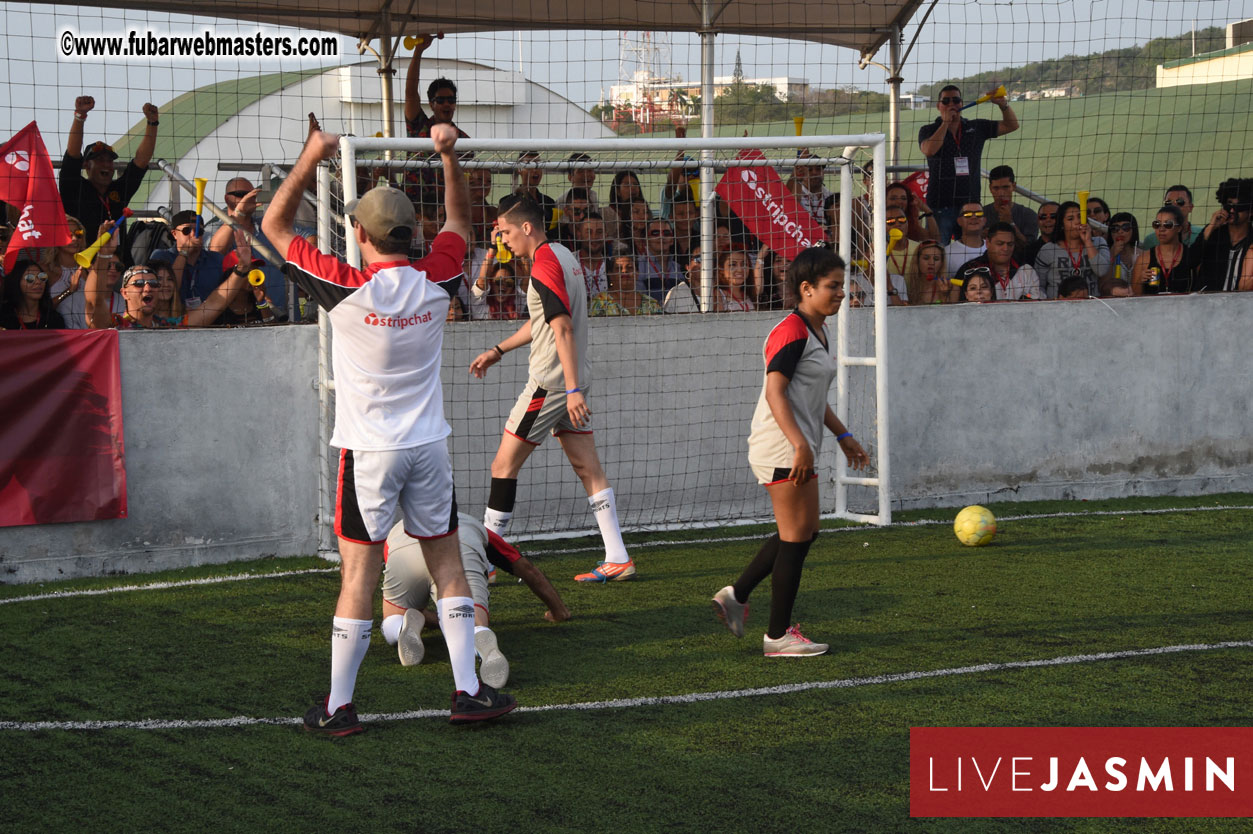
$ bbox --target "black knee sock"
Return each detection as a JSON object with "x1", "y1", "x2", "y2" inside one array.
[
  {"x1": 487, "y1": 477, "x2": 518, "y2": 513},
  {"x1": 767, "y1": 538, "x2": 814, "y2": 639},
  {"x1": 732, "y1": 534, "x2": 779, "y2": 604}
]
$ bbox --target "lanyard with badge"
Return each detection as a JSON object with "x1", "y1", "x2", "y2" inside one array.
[{"x1": 952, "y1": 122, "x2": 970, "y2": 177}]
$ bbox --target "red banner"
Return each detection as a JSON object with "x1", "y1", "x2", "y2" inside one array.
[
  {"x1": 715, "y1": 149, "x2": 825, "y2": 261},
  {"x1": 0, "y1": 330, "x2": 127, "y2": 527},
  {"x1": 0, "y1": 122, "x2": 71, "y2": 272},
  {"x1": 911, "y1": 727, "x2": 1253, "y2": 817},
  {"x1": 903, "y1": 170, "x2": 929, "y2": 202}
]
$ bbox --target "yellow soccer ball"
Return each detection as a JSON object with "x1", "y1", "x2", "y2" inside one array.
[{"x1": 954, "y1": 505, "x2": 996, "y2": 547}]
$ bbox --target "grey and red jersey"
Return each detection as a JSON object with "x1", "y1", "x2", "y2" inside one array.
[
  {"x1": 525, "y1": 241, "x2": 591, "y2": 391},
  {"x1": 747, "y1": 310, "x2": 838, "y2": 468},
  {"x1": 282, "y1": 233, "x2": 465, "y2": 451}
]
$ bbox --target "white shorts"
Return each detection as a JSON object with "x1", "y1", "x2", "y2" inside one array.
[
  {"x1": 381, "y1": 523, "x2": 490, "y2": 613},
  {"x1": 335, "y1": 442, "x2": 457, "y2": 544}
]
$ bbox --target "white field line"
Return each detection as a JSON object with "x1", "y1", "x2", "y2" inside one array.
[
  {"x1": 3, "y1": 503, "x2": 1251, "y2": 606},
  {"x1": 1, "y1": 641, "x2": 1248, "y2": 732}
]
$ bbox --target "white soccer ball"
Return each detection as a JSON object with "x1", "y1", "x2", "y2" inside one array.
[{"x1": 954, "y1": 505, "x2": 996, "y2": 547}]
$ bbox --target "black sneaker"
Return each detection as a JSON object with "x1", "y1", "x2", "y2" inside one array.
[
  {"x1": 449, "y1": 683, "x2": 517, "y2": 725},
  {"x1": 303, "y1": 697, "x2": 365, "y2": 736}
]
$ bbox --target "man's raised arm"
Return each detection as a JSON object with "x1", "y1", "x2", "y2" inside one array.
[
  {"x1": 433, "y1": 123, "x2": 471, "y2": 242},
  {"x1": 262, "y1": 116, "x2": 338, "y2": 259}
]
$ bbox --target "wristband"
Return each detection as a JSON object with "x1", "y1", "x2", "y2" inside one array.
[
  {"x1": 491, "y1": 344, "x2": 504, "y2": 357},
  {"x1": 566, "y1": 387, "x2": 581, "y2": 395},
  {"x1": 74, "y1": 112, "x2": 87, "y2": 122},
  {"x1": 836, "y1": 432, "x2": 853, "y2": 441},
  {"x1": 255, "y1": 301, "x2": 271, "y2": 309},
  {"x1": 148, "y1": 120, "x2": 160, "y2": 127}
]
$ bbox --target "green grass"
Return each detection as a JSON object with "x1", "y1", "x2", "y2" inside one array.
[{"x1": 2, "y1": 494, "x2": 1252, "y2": 833}]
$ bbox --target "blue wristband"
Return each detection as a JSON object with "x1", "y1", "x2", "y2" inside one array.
[
  {"x1": 566, "y1": 387, "x2": 581, "y2": 395},
  {"x1": 836, "y1": 432, "x2": 853, "y2": 441}
]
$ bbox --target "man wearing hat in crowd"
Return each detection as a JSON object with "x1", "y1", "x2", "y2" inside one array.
[
  {"x1": 263, "y1": 120, "x2": 517, "y2": 734},
  {"x1": 59, "y1": 95, "x2": 160, "y2": 267},
  {"x1": 151, "y1": 210, "x2": 225, "y2": 310}
]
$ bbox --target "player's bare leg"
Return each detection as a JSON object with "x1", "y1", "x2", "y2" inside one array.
[
  {"x1": 757, "y1": 479, "x2": 826, "y2": 656},
  {"x1": 560, "y1": 432, "x2": 634, "y2": 582}
]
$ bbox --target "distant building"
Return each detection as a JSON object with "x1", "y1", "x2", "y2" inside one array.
[
  {"x1": 899, "y1": 93, "x2": 931, "y2": 110},
  {"x1": 608, "y1": 70, "x2": 808, "y2": 126},
  {"x1": 1157, "y1": 39, "x2": 1253, "y2": 88}
]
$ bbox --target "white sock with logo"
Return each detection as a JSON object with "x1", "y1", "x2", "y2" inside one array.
[
  {"x1": 328, "y1": 616, "x2": 372, "y2": 713},
  {"x1": 589, "y1": 487, "x2": 629, "y2": 564},
  {"x1": 437, "y1": 596, "x2": 480, "y2": 695},
  {"x1": 380, "y1": 614, "x2": 403, "y2": 645},
  {"x1": 483, "y1": 508, "x2": 512, "y2": 536}
]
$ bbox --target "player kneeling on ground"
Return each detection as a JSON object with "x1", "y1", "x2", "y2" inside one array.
[
  {"x1": 381, "y1": 513, "x2": 572, "y2": 686},
  {"x1": 712, "y1": 247, "x2": 869, "y2": 657}
]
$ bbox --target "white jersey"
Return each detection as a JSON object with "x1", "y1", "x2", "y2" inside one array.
[
  {"x1": 526, "y1": 241, "x2": 591, "y2": 391},
  {"x1": 747, "y1": 310, "x2": 838, "y2": 469},
  {"x1": 283, "y1": 233, "x2": 465, "y2": 451}
]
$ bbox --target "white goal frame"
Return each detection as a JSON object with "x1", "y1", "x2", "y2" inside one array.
[{"x1": 315, "y1": 134, "x2": 891, "y2": 551}]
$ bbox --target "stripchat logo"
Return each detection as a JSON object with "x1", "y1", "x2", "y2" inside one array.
[
  {"x1": 738, "y1": 168, "x2": 814, "y2": 249},
  {"x1": 363, "y1": 310, "x2": 434, "y2": 330}
]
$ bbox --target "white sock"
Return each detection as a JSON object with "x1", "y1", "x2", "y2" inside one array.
[
  {"x1": 483, "y1": 508, "x2": 512, "y2": 536},
  {"x1": 589, "y1": 487, "x2": 629, "y2": 564},
  {"x1": 381, "y1": 613, "x2": 403, "y2": 645},
  {"x1": 437, "y1": 596, "x2": 480, "y2": 695},
  {"x1": 474, "y1": 625, "x2": 490, "y2": 658},
  {"x1": 328, "y1": 616, "x2": 372, "y2": 713}
]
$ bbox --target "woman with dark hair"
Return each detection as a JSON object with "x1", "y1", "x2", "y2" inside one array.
[
  {"x1": 1, "y1": 258, "x2": 66, "y2": 329},
  {"x1": 712, "y1": 247, "x2": 869, "y2": 657},
  {"x1": 621, "y1": 195, "x2": 652, "y2": 253},
  {"x1": 608, "y1": 171, "x2": 643, "y2": 214},
  {"x1": 714, "y1": 249, "x2": 755, "y2": 312},
  {"x1": 1102, "y1": 211, "x2": 1141, "y2": 289},
  {"x1": 1086, "y1": 196, "x2": 1112, "y2": 231},
  {"x1": 1131, "y1": 204, "x2": 1190, "y2": 295},
  {"x1": 958, "y1": 269, "x2": 997, "y2": 303},
  {"x1": 1033, "y1": 200, "x2": 1110, "y2": 298}
]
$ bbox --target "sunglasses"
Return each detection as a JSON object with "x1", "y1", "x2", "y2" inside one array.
[
  {"x1": 1038, "y1": 212, "x2": 1057, "y2": 221},
  {"x1": 1164, "y1": 198, "x2": 1189, "y2": 207},
  {"x1": 1109, "y1": 222, "x2": 1133, "y2": 233},
  {"x1": 960, "y1": 210, "x2": 985, "y2": 218},
  {"x1": 1224, "y1": 203, "x2": 1251, "y2": 213},
  {"x1": 648, "y1": 229, "x2": 674, "y2": 236},
  {"x1": 940, "y1": 96, "x2": 962, "y2": 105},
  {"x1": 127, "y1": 277, "x2": 161, "y2": 289},
  {"x1": 173, "y1": 225, "x2": 196, "y2": 235},
  {"x1": 885, "y1": 217, "x2": 908, "y2": 226},
  {"x1": 22, "y1": 272, "x2": 48, "y2": 284},
  {"x1": 226, "y1": 190, "x2": 252, "y2": 199},
  {"x1": 1151, "y1": 220, "x2": 1178, "y2": 230},
  {"x1": 432, "y1": 95, "x2": 456, "y2": 104},
  {"x1": 70, "y1": 228, "x2": 85, "y2": 238}
]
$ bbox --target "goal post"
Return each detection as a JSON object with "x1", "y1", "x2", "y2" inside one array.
[{"x1": 316, "y1": 133, "x2": 891, "y2": 548}]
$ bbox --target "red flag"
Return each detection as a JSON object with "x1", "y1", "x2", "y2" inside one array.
[
  {"x1": 715, "y1": 149, "x2": 825, "y2": 261},
  {"x1": 903, "y1": 170, "x2": 930, "y2": 202},
  {"x1": 0, "y1": 122, "x2": 70, "y2": 272}
]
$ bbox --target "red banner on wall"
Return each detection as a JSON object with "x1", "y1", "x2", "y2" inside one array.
[
  {"x1": 911, "y1": 727, "x2": 1253, "y2": 818},
  {"x1": 715, "y1": 149, "x2": 826, "y2": 261},
  {"x1": 0, "y1": 330, "x2": 127, "y2": 527}
]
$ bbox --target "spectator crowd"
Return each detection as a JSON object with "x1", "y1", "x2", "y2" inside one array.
[{"x1": 3, "y1": 80, "x2": 1250, "y2": 331}]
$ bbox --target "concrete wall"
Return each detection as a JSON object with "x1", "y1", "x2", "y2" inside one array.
[
  {"x1": 1, "y1": 327, "x2": 321, "y2": 583},
  {"x1": 3, "y1": 293, "x2": 1250, "y2": 583}
]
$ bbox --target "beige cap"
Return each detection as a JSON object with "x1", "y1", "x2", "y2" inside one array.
[{"x1": 345, "y1": 186, "x2": 415, "y2": 241}]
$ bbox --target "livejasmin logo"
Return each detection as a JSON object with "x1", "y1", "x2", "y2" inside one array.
[
  {"x1": 910, "y1": 727, "x2": 1253, "y2": 818},
  {"x1": 363, "y1": 310, "x2": 433, "y2": 330}
]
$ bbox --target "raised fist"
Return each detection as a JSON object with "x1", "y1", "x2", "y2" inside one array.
[
  {"x1": 75, "y1": 96, "x2": 95, "y2": 115},
  {"x1": 142, "y1": 103, "x2": 159, "y2": 122}
]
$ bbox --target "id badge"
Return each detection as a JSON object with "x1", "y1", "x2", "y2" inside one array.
[{"x1": 954, "y1": 157, "x2": 970, "y2": 176}]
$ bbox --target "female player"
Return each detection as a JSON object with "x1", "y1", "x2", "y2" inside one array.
[{"x1": 712, "y1": 247, "x2": 869, "y2": 656}]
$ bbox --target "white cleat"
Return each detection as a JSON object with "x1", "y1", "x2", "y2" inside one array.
[
  {"x1": 397, "y1": 609, "x2": 425, "y2": 666},
  {"x1": 475, "y1": 628, "x2": 510, "y2": 688}
]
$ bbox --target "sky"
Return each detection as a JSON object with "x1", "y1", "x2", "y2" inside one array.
[{"x1": 1, "y1": 0, "x2": 1250, "y2": 144}]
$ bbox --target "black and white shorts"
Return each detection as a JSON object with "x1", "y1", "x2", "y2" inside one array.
[{"x1": 335, "y1": 441, "x2": 458, "y2": 544}]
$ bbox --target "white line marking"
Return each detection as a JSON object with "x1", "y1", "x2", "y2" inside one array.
[
  {"x1": 0, "y1": 568, "x2": 339, "y2": 606},
  {"x1": 3, "y1": 504, "x2": 1251, "y2": 605},
  {"x1": 1, "y1": 641, "x2": 1248, "y2": 732}
]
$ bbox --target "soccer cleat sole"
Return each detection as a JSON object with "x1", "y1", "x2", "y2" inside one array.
[
  {"x1": 475, "y1": 630, "x2": 510, "y2": 689},
  {"x1": 711, "y1": 586, "x2": 747, "y2": 638},
  {"x1": 397, "y1": 609, "x2": 425, "y2": 667},
  {"x1": 574, "y1": 561, "x2": 636, "y2": 582}
]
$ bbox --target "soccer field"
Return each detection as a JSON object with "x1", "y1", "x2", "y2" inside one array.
[{"x1": 2, "y1": 494, "x2": 1252, "y2": 833}]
